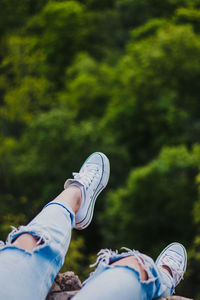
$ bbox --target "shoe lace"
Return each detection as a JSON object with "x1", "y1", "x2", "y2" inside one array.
[
  {"x1": 160, "y1": 252, "x2": 184, "y2": 284},
  {"x1": 73, "y1": 165, "x2": 99, "y2": 189}
]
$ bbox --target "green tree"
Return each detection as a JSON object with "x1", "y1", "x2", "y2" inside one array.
[
  {"x1": 0, "y1": 0, "x2": 48, "y2": 37},
  {"x1": 101, "y1": 146, "x2": 199, "y2": 256},
  {"x1": 59, "y1": 53, "x2": 114, "y2": 119},
  {"x1": 103, "y1": 24, "x2": 200, "y2": 166},
  {"x1": 26, "y1": 1, "x2": 86, "y2": 86}
]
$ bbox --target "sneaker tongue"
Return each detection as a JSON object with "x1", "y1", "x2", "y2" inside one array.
[{"x1": 73, "y1": 171, "x2": 92, "y2": 187}]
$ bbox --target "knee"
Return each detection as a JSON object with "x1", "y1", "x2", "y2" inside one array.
[
  {"x1": 13, "y1": 233, "x2": 38, "y2": 252},
  {"x1": 111, "y1": 255, "x2": 148, "y2": 281}
]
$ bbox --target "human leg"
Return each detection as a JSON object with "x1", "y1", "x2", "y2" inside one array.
[
  {"x1": 73, "y1": 253, "x2": 170, "y2": 300},
  {"x1": 13, "y1": 187, "x2": 81, "y2": 252},
  {"x1": 0, "y1": 152, "x2": 110, "y2": 300},
  {"x1": 74, "y1": 266, "x2": 145, "y2": 300},
  {"x1": 73, "y1": 243, "x2": 187, "y2": 300},
  {"x1": 0, "y1": 188, "x2": 76, "y2": 300}
]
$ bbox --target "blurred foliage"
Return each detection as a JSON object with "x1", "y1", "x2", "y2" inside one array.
[
  {"x1": 60, "y1": 235, "x2": 89, "y2": 280},
  {"x1": 0, "y1": 0, "x2": 200, "y2": 297},
  {"x1": 101, "y1": 146, "x2": 199, "y2": 253}
]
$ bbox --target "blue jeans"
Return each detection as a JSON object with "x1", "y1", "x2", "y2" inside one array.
[
  {"x1": 74, "y1": 250, "x2": 174, "y2": 300},
  {"x1": 0, "y1": 200, "x2": 174, "y2": 300}
]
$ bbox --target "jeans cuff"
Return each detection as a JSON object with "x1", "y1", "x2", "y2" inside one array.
[{"x1": 44, "y1": 201, "x2": 75, "y2": 228}]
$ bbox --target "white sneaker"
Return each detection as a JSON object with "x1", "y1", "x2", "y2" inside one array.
[
  {"x1": 64, "y1": 152, "x2": 110, "y2": 230},
  {"x1": 156, "y1": 242, "x2": 187, "y2": 287}
]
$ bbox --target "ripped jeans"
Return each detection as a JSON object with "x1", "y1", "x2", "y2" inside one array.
[
  {"x1": 74, "y1": 249, "x2": 175, "y2": 300},
  {"x1": 0, "y1": 199, "x2": 174, "y2": 300},
  {"x1": 0, "y1": 200, "x2": 75, "y2": 300}
]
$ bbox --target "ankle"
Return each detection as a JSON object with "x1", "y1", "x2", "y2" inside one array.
[
  {"x1": 54, "y1": 187, "x2": 82, "y2": 214},
  {"x1": 161, "y1": 265, "x2": 173, "y2": 277},
  {"x1": 65, "y1": 186, "x2": 82, "y2": 214}
]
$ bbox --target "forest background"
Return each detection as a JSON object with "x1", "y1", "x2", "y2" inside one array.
[{"x1": 0, "y1": 0, "x2": 200, "y2": 297}]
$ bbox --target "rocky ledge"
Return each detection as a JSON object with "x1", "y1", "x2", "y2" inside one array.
[{"x1": 46, "y1": 272, "x2": 82, "y2": 300}]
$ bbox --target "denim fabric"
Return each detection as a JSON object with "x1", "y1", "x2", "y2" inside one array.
[
  {"x1": 0, "y1": 200, "x2": 174, "y2": 300},
  {"x1": 0, "y1": 200, "x2": 75, "y2": 300},
  {"x1": 73, "y1": 249, "x2": 174, "y2": 300}
]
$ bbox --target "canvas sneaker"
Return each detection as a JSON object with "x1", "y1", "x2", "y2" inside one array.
[
  {"x1": 156, "y1": 242, "x2": 187, "y2": 287},
  {"x1": 64, "y1": 152, "x2": 110, "y2": 230}
]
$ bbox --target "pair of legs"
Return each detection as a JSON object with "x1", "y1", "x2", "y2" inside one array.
[{"x1": 0, "y1": 152, "x2": 186, "y2": 300}]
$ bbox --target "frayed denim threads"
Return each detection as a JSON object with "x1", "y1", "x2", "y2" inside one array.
[{"x1": 0, "y1": 201, "x2": 75, "y2": 300}]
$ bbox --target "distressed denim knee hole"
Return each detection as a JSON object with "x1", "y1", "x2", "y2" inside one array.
[{"x1": 0, "y1": 225, "x2": 52, "y2": 254}]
